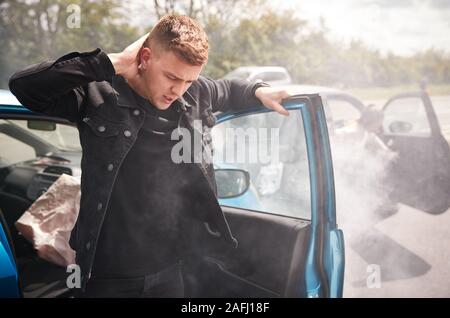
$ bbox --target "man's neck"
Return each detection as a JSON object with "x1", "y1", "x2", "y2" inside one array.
[{"x1": 127, "y1": 76, "x2": 150, "y2": 102}]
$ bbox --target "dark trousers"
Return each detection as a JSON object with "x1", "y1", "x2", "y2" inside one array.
[{"x1": 80, "y1": 261, "x2": 185, "y2": 298}]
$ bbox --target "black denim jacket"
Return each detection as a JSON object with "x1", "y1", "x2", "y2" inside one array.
[{"x1": 9, "y1": 48, "x2": 267, "y2": 290}]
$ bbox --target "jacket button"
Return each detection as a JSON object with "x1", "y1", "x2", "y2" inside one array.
[
  {"x1": 97, "y1": 202, "x2": 103, "y2": 211},
  {"x1": 97, "y1": 126, "x2": 106, "y2": 133},
  {"x1": 124, "y1": 130, "x2": 131, "y2": 137},
  {"x1": 107, "y1": 163, "x2": 114, "y2": 171},
  {"x1": 133, "y1": 109, "x2": 140, "y2": 116},
  {"x1": 86, "y1": 242, "x2": 91, "y2": 251}
]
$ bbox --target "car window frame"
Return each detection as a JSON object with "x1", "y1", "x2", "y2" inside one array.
[{"x1": 382, "y1": 91, "x2": 442, "y2": 137}]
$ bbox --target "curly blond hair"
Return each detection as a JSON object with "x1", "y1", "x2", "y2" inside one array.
[{"x1": 144, "y1": 14, "x2": 209, "y2": 66}]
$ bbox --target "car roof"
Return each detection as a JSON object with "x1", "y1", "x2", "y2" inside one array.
[{"x1": 0, "y1": 89, "x2": 22, "y2": 107}]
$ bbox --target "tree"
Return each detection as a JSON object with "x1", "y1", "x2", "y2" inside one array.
[
  {"x1": 204, "y1": 10, "x2": 308, "y2": 79},
  {"x1": 0, "y1": 0, "x2": 139, "y2": 88}
]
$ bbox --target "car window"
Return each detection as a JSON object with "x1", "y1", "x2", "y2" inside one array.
[
  {"x1": 382, "y1": 97, "x2": 431, "y2": 137},
  {"x1": 0, "y1": 129, "x2": 35, "y2": 165},
  {"x1": 212, "y1": 109, "x2": 311, "y2": 220},
  {"x1": 325, "y1": 97, "x2": 361, "y2": 131},
  {"x1": 0, "y1": 119, "x2": 81, "y2": 165},
  {"x1": 12, "y1": 120, "x2": 81, "y2": 151}
]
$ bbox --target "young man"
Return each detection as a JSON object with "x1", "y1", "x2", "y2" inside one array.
[{"x1": 9, "y1": 14, "x2": 290, "y2": 297}]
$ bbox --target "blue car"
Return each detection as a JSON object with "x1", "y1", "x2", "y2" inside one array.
[{"x1": 0, "y1": 89, "x2": 344, "y2": 298}]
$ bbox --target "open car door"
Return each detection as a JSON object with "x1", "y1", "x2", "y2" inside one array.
[
  {"x1": 187, "y1": 94, "x2": 344, "y2": 298},
  {"x1": 380, "y1": 91, "x2": 450, "y2": 214}
]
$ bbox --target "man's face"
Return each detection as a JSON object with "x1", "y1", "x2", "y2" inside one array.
[{"x1": 139, "y1": 47, "x2": 203, "y2": 110}]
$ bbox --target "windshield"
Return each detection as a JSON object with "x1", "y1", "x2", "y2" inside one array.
[{"x1": 2, "y1": 119, "x2": 81, "y2": 152}]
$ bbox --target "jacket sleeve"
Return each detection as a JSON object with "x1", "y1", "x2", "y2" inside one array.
[
  {"x1": 8, "y1": 48, "x2": 115, "y2": 123},
  {"x1": 197, "y1": 76, "x2": 269, "y2": 113}
]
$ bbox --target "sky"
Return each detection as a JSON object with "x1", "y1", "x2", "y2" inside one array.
[{"x1": 278, "y1": 0, "x2": 450, "y2": 56}]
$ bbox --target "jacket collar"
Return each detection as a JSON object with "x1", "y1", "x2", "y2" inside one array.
[{"x1": 111, "y1": 75, "x2": 138, "y2": 109}]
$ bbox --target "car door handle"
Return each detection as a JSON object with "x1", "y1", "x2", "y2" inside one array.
[{"x1": 204, "y1": 222, "x2": 221, "y2": 238}]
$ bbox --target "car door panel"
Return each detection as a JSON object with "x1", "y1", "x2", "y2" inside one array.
[
  {"x1": 184, "y1": 208, "x2": 311, "y2": 297},
  {"x1": 222, "y1": 208, "x2": 310, "y2": 297}
]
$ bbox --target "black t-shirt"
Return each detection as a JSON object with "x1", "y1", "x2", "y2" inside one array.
[{"x1": 92, "y1": 99, "x2": 199, "y2": 278}]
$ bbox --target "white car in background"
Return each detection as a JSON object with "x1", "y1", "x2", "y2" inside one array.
[{"x1": 224, "y1": 66, "x2": 292, "y2": 86}]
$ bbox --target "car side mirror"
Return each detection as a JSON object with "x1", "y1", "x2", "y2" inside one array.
[
  {"x1": 388, "y1": 121, "x2": 413, "y2": 134},
  {"x1": 27, "y1": 120, "x2": 56, "y2": 131},
  {"x1": 215, "y1": 168, "x2": 250, "y2": 199}
]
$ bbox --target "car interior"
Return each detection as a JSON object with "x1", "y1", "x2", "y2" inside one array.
[{"x1": 0, "y1": 119, "x2": 78, "y2": 297}]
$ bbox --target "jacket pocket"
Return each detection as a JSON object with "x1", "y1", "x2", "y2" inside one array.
[
  {"x1": 82, "y1": 116, "x2": 120, "y2": 137},
  {"x1": 81, "y1": 115, "x2": 123, "y2": 164}
]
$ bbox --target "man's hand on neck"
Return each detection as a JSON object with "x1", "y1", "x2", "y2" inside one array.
[{"x1": 108, "y1": 33, "x2": 150, "y2": 100}]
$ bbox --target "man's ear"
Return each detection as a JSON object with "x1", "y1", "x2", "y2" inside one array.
[{"x1": 139, "y1": 47, "x2": 152, "y2": 70}]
